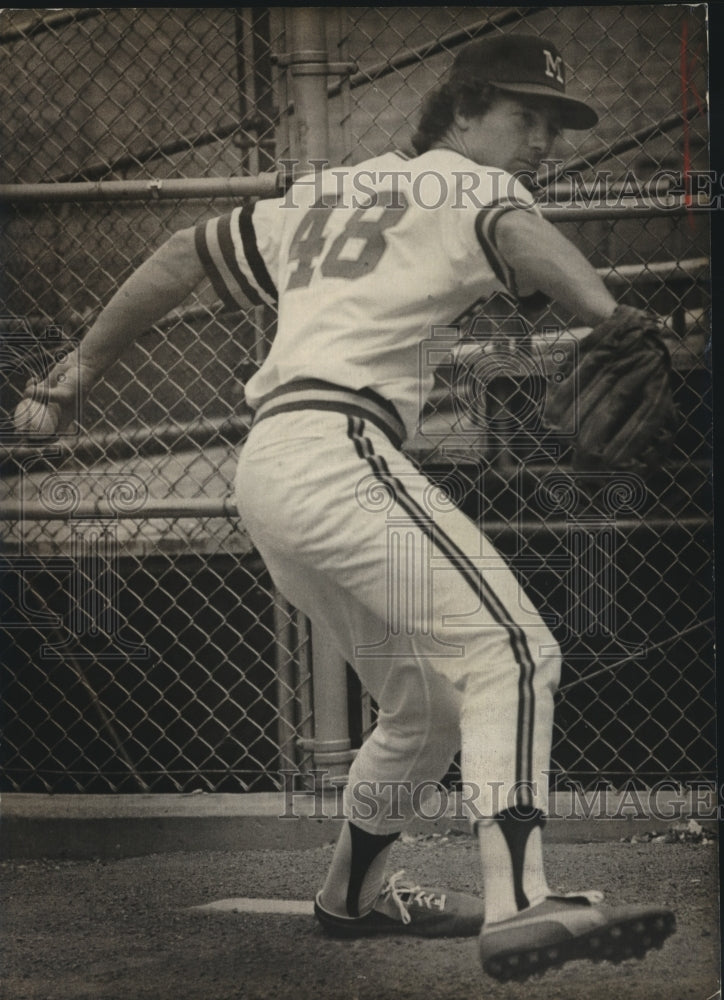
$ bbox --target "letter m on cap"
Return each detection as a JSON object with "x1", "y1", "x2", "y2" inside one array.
[{"x1": 543, "y1": 49, "x2": 564, "y2": 84}]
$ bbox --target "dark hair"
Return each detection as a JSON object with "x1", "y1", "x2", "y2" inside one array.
[{"x1": 411, "y1": 80, "x2": 496, "y2": 154}]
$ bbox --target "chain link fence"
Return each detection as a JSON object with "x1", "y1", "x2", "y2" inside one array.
[{"x1": 0, "y1": 7, "x2": 714, "y2": 795}]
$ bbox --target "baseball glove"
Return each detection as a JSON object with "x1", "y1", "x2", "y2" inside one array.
[{"x1": 542, "y1": 305, "x2": 678, "y2": 474}]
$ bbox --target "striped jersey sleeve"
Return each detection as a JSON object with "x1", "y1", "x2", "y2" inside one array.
[
  {"x1": 475, "y1": 196, "x2": 541, "y2": 299},
  {"x1": 194, "y1": 203, "x2": 278, "y2": 309}
]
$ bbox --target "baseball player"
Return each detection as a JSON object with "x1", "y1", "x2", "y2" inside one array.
[{"x1": 17, "y1": 34, "x2": 675, "y2": 981}]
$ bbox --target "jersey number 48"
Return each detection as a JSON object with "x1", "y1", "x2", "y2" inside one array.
[{"x1": 286, "y1": 194, "x2": 410, "y2": 290}]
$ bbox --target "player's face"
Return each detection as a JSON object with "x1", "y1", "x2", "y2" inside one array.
[{"x1": 460, "y1": 93, "x2": 561, "y2": 176}]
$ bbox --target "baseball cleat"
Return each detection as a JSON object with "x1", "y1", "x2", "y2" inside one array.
[
  {"x1": 314, "y1": 869, "x2": 484, "y2": 938},
  {"x1": 479, "y1": 891, "x2": 676, "y2": 981}
]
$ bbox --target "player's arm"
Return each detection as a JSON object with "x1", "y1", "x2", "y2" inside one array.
[
  {"x1": 14, "y1": 227, "x2": 206, "y2": 433},
  {"x1": 15, "y1": 204, "x2": 278, "y2": 434},
  {"x1": 494, "y1": 209, "x2": 616, "y2": 326},
  {"x1": 80, "y1": 203, "x2": 278, "y2": 377},
  {"x1": 74, "y1": 227, "x2": 205, "y2": 378}
]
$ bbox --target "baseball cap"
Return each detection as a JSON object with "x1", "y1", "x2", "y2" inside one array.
[{"x1": 451, "y1": 34, "x2": 598, "y2": 130}]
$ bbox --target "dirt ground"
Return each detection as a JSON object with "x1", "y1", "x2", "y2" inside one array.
[{"x1": 2, "y1": 835, "x2": 720, "y2": 1000}]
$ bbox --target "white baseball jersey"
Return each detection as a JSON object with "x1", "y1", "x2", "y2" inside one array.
[{"x1": 195, "y1": 148, "x2": 537, "y2": 439}]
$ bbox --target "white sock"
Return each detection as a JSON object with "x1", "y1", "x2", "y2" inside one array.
[{"x1": 477, "y1": 809, "x2": 551, "y2": 924}]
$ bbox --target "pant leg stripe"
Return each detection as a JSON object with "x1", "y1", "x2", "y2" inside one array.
[{"x1": 346, "y1": 416, "x2": 536, "y2": 806}]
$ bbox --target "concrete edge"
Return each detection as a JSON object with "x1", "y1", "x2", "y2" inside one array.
[{"x1": 1, "y1": 790, "x2": 719, "y2": 860}]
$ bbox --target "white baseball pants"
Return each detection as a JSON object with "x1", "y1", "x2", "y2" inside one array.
[{"x1": 235, "y1": 409, "x2": 561, "y2": 835}]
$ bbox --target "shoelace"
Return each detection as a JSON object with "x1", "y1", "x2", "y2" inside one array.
[{"x1": 380, "y1": 869, "x2": 443, "y2": 925}]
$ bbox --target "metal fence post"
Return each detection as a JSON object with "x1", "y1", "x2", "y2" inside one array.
[
  {"x1": 285, "y1": 6, "x2": 352, "y2": 786},
  {"x1": 287, "y1": 7, "x2": 329, "y2": 174}
]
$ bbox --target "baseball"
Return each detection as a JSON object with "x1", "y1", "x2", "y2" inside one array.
[{"x1": 13, "y1": 398, "x2": 60, "y2": 435}]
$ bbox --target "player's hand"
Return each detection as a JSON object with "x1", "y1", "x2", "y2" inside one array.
[{"x1": 13, "y1": 349, "x2": 95, "y2": 436}]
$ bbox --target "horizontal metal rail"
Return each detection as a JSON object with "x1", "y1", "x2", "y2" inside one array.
[
  {"x1": 542, "y1": 200, "x2": 700, "y2": 221},
  {"x1": 546, "y1": 178, "x2": 683, "y2": 200},
  {"x1": 0, "y1": 179, "x2": 708, "y2": 215},
  {"x1": 0, "y1": 496, "x2": 709, "y2": 534},
  {"x1": 0, "y1": 497, "x2": 239, "y2": 520},
  {"x1": 0, "y1": 174, "x2": 282, "y2": 205}
]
